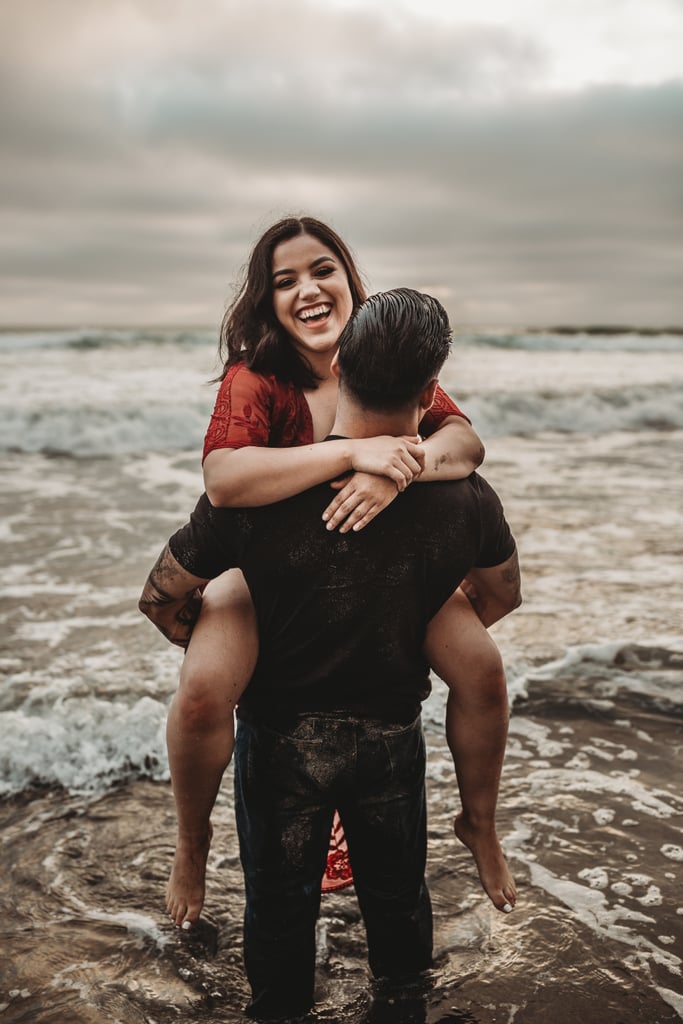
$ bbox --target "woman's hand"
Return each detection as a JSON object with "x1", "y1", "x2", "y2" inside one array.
[
  {"x1": 322, "y1": 472, "x2": 402, "y2": 533},
  {"x1": 348, "y1": 435, "x2": 424, "y2": 491}
]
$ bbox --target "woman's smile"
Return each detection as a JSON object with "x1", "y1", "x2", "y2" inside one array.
[
  {"x1": 297, "y1": 302, "x2": 332, "y2": 326},
  {"x1": 272, "y1": 234, "x2": 354, "y2": 366}
]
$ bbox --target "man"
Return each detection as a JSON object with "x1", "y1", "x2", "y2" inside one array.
[{"x1": 140, "y1": 288, "x2": 521, "y2": 1020}]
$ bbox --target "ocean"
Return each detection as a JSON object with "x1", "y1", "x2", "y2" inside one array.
[{"x1": 1, "y1": 326, "x2": 682, "y2": 1023}]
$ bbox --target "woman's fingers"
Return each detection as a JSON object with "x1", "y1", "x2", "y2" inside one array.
[
  {"x1": 399, "y1": 451, "x2": 424, "y2": 482},
  {"x1": 401, "y1": 436, "x2": 426, "y2": 473},
  {"x1": 349, "y1": 435, "x2": 424, "y2": 485},
  {"x1": 324, "y1": 491, "x2": 366, "y2": 531},
  {"x1": 338, "y1": 502, "x2": 375, "y2": 533},
  {"x1": 389, "y1": 450, "x2": 423, "y2": 490},
  {"x1": 347, "y1": 506, "x2": 380, "y2": 533},
  {"x1": 323, "y1": 472, "x2": 401, "y2": 531}
]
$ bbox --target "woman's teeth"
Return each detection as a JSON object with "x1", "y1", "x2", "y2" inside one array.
[{"x1": 299, "y1": 305, "x2": 330, "y2": 323}]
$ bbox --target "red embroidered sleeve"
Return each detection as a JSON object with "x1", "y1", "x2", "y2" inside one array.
[
  {"x1": 202, "y1": 365, "x2": 273, "y2": 461},
  {"x1": 419, "y1": 383, "x2": 470, "y2": 437}
]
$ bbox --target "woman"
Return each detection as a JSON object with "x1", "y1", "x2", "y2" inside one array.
[{"x1": 166, "y1": 217, "x2": 517, "y2": 930}]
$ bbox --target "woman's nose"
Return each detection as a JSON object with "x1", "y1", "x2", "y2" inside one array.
[{"x1": 299, "y1": 276, "x2": 320, "y2": 300}]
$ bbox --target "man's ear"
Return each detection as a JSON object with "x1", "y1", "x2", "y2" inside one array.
[
  {"x1": 331, "y1": 352, "x2": 341, "y2": 379},
  {"x1": 419, "y1": 379, "x2": 438, "y2": 414}
]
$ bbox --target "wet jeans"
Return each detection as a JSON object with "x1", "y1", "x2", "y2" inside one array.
[{"x1": 234, "y1": 712, "x2": 433, "y2": 1020}]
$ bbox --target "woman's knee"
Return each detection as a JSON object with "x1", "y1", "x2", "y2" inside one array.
[
  {"x1": 425, "y1": 589, "x2": 505, "y2": 690},
  {"x1": 170, "y1": 684, "x2": 231, "y2": 733},
  {"x1": 201, "y1": 570, "x2": 257, "y2": 627}
]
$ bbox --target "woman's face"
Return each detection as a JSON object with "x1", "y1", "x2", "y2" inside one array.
[{"x1": 271, "y1": 234, "x2": 354, "y2": 365}]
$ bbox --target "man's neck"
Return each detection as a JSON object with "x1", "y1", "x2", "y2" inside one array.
[{"x1": 330, "y1": 396, "x2": 421, "y2": 439}]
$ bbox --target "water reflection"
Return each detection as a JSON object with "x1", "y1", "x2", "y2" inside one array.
[{"x1": 367, "y1": 980, "x2": 480, "y2": 1024}]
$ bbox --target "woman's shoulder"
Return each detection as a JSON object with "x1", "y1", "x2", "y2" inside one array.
[
  {"x1": 227, "y1": 363, "x2": 313, "y2": 445},
  {"x1": 218, "y1": 362, "x2": 296, "y2": 402},
  {"x1": 228, "y1": 361, "x2": 302, "y2": 389},
  {"x1": 222, "y1": 361, "x2": 275, "y2": 388},
  {"x1": 217, "y1": 362, "x2": 310, "y2": 439}
]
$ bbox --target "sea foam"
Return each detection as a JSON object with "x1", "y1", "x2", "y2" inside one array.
[{"x1": 0, "y1": 695, "x2": 170, "y2": 797}]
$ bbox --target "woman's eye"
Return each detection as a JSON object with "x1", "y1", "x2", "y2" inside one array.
[
  {"x1": 316, "y1": 266, "x2": 334, "y2": 277},
  {"x1": 274, "y1": 278, "x2": 295, "y2": 289}
]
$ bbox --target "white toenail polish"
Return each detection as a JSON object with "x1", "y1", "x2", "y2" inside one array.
[
  {"x1": 182, "y1": 920, "x2": 192, "y2": 931},
  {"x1": 503, "y1": 903, "x2": 513, "y2": 913}
]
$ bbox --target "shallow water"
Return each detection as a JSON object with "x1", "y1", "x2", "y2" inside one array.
[
  {"x1": 2, "y1": 697, "x2": 681, "y2": 1023},
  {"x1": 2, "y1": 331, "x2": 683, "y2": 1021}
]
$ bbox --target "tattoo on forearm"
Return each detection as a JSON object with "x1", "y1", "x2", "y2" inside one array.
[
  {"x1": 139, "y1": 547, "x2": 204, "y2": 647},
  {"x1": 501, "y1": 559, "x2": 521, "y2": 595},
  {"x1": 142, "y1": 548, "x2": 186, "y2": 602}
]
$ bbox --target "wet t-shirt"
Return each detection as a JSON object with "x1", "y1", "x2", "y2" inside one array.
[{"x1": 169, "y1": 471, "x2": 516, "y2": 726}]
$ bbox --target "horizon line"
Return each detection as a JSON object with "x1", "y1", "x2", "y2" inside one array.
[{"x1": 1, "y1": 323, "x2": 682, "y2": 335}]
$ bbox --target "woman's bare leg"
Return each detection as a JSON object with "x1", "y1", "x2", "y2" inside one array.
[
  {"x1": 165, "y1": 569, "x2": 257, "y2": 929},
  {"x1": 424, "y1": 590, "x2": 516, "y2": 912}
]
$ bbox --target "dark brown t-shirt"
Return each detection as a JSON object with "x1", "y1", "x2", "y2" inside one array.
[{"x1": 169, "y1": 472, "x2": 515, "y2": 726}]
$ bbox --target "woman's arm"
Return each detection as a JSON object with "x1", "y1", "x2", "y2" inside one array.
[
  {"x1": 203, "y1": 435, "x2": 425, "y2": 507},
  {"x1": 418, "y1": 415, "x2": 485, "y2": 482},
  {"x1": 321, "y1": 416, "x2": 485, "y2": 532}
]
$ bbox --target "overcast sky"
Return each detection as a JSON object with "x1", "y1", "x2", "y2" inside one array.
[{"x1": 1, "y1": 0, "x2": 681, "y2": 327}]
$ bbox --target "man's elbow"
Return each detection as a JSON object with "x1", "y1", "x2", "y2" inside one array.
[
  {"x1": 489, "y1": 592, "x2": 520, "y2": 625},
  {"x1": 138, "y1": 583, "x2": 166, "y2": 626},
  {"x1": 501, "y1": 582, "x2": 522, "y2": 616},
  {"x1": 138, "y1": 592, "x2": 157, "y2": 624},
  {"x1": 138, "y1": 594, "x2": 178, "y2": 646},
  {"x1": 499, "y1": 552, "x2": 522, "y2": 614},
  {"x1": 487, "y1": 584, "x2": 521, "y2": 625}
]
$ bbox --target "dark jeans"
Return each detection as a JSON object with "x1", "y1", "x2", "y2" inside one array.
[{"x1": 234, "y1": 712, "x2": 433, "y2": 1020}]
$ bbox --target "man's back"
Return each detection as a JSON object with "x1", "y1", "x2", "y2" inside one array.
[{"x1": 169, "y1": 471, "x2": 515, "y2": 724}]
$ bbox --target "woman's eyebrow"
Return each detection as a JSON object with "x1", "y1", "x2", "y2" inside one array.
[{"x1": 272, "y1": 256, "x2": 337, "y2": 279}]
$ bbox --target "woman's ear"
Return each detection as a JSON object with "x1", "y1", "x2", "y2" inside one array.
[{"x1": 330, "y1": 352, "x2": 341, "y2": 379}]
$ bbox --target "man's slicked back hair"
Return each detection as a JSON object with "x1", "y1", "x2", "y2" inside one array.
[{"x1": 337, "y1": 288, "x2": 452, "y2": 411}]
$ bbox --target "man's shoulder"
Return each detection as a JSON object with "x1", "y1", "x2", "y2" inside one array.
[
  {"x1": 409, "y1": 472, "x2": 492, "y2": 508},
  {"x1": 182, "y1": 494, "x2": 260, "y2": 554},
  {"x1": 234, "y1": 483, "x2": 331, "y2": 531},
  {"x1": 401, "y1": 472, "x2": 504, "y2": 536}
]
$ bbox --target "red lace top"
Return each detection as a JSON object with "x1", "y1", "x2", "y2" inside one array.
[{"x1": 203, "y1": 364, "x2": 469, "y2": 461}]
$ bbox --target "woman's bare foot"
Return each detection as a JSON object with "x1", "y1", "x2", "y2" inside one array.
[
  {"x1": 453, "y1": 812, "x2": 517, "y2": 913},
  {"x1": 166, "y1": 822, "x2": 214, "y2": 929}
]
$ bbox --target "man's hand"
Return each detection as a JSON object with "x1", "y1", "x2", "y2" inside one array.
[{"x1": 139, "y1": 545, "x2": 209, "y2": 648}]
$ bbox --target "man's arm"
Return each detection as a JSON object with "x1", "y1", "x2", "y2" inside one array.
[
  {"x1": 138, "y1": 544, "x2": 210, "y2": 649},
  {"x1": 460, "y1": 549, "x2": 522, "y2": 628}
]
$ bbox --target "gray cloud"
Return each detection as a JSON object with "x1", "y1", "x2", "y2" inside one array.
[{"x1": 0, "y1": 0, "x2": 681, "y2": 326}]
